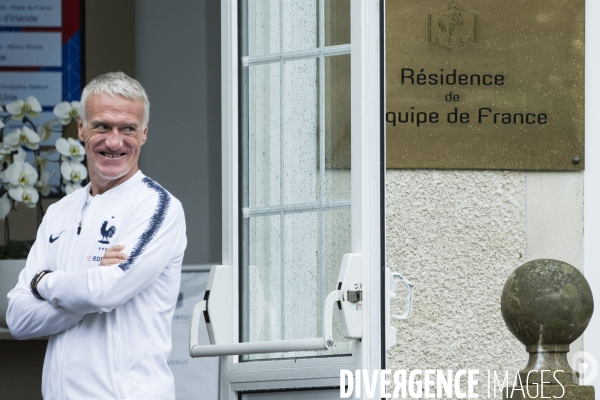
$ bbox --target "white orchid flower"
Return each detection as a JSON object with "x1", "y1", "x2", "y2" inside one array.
[
  {"x1": 35, "y1": 171, "x2": 54, "y2": 197},
  {"x1": 37, "y1": 118, "x2": 60, "y2": 142},
  {"x1": 13, "y1": 147, "x2": 26, "y2": 162},
  {"x1": 0, "y1": 193, "x2": 11, "y2": 219},
  {"x1": 6, "y1": 96, "x2": 42, "y2": 120},
  {"x1": 0, "y1": 146, "x2": 25, "y2": 163},
  {"x1": 55, "y1": 137, "x2": 85, "y2": 161},
  {"x1": 8, "y1": 185, "x2": 39, "y2": 207},
  {"x1": 61, "y1": 160, "x2": 87, "y2": 183},
  {"x1": 65, "y1": 181, "x2": 82, "y2": 195},
  {"x1": 4, "y1": 159, "x2": 38, "y2": 187},
  {"x1": 53, "y1": 101, "x2": 81, "y2": 125},
  {"x1": 3, "y1": 126, "x2": 41, "y2": 150}
]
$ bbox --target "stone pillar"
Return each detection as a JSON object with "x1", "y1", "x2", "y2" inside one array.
[{"x1": 501, "y1": 259, "x2": 595, "y2": 400}]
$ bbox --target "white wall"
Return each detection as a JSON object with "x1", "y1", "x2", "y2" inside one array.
[
  {"x1": 386, "y1": 170, "x2": 527, "y2": 397},
  {"x1": 386, "y1": 169, "x2": 590, "y2": 395}
]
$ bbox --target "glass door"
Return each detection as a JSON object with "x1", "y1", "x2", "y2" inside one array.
[
  {"x1": 194, "y1": 1, "x2": 384, "y2": 398},
  {"x1": 239, "y1": 0, "x2": 352, "y2": 360}
]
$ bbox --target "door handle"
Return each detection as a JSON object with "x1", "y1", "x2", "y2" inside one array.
[
  {"x1": 390, "y1": 271, "x2": 413, "y2": 320},
  {"x1": 189, "y1": 266, "x2": 339, "y2": 357},
  {"x1": 385, "y1": 268, "x2": 414, "y2": 350},
  {"x1": 189, "y1": 254, "x2": 364, "y2": 358}
]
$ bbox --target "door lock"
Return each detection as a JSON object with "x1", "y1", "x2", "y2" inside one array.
[
  {"x1": 346, "y1": 290, "x2": 362, "y2": 303},
  {"x1": 334, "y1": 254, "x2": 363, "y2": 339}
]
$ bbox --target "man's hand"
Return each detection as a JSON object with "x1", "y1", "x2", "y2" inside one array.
[{"x1": 100, "y1": 245, "x2": 128, "y2": 266}]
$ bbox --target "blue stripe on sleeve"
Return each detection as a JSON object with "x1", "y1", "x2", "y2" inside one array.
[{"x1": 119, "y1": 178, "x2": 171, "y2": 272}]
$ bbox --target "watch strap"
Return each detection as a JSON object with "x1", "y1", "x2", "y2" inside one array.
[{"x1": 30, "y1": 270, "x2": 53, "y2": 300}]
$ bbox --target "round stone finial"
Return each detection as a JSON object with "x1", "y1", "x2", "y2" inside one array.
[
  {"x1": 501, "y1": 259, "x2": 593, "y2": 347},
  {"x1": 501, "y1": 259, "x2": 594, "y2": 386}
]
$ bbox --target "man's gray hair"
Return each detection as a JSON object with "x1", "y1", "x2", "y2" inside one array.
[{"x1": 80, "y1": 71, "x2": 150, "y2": 126}]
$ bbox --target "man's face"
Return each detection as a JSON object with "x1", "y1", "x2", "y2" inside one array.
[{"x1": 78, "y1": 94, "x2": 147, "y2": 186}]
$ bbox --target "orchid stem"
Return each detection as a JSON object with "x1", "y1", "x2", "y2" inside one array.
[{"x1": 22, "y1": 116, "x2": 37, "y2": 132}]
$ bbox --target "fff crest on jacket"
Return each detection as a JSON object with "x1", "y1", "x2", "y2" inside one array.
[
  {"x1": 429, "y1": 1, "x2": 477, "y2": 51},
  {"x1": 98, "y1": 218, "x2": 116, "y2": 244}
]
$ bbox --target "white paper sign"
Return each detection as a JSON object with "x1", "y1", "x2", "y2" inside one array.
[
  {"x1": 0, "y1": 0, "x2": 61, "y2": 27},
  {"x1": 0, "y1": 71, "x2": 61, "y2": 106},
  {"x1": 0, "y1": 32, "x2": 61, "y2": 67},
  {"x1": 169, "y1": 272, "x2": 218, "y2": 400}
]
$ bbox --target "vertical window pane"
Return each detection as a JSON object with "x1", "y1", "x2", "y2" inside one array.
[
  {"x1": 283, "y1": 59, "x2": 320, "y2": 205},
  {"x1": 243, "y1": 0, "x2": 281, "y2": 57},
  {"x1": 283, "y1": 0, "x2": 318, "y2": 52},
  {"x1": 246, "y1": 63, "x2": 281, "y2": 208},
  {"x1": 242, "y1": 215, "x2": 282, "y2": 360},
  {"x1": 282, "y1": 212, "x2": 321, "y2": 340},
  {"x1": 324, "y1": 0, "x2": 351, "y2": 46},
  {"x1": 324, "y1": 208, "x2": 353, "y2": 355},
  {"x1": 325, "y1": 54, "x2": 351, "y2": 200}
]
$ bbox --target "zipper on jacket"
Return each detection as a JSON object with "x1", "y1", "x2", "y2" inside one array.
[{"x1": 77, "y1": 221, "x2": 82, "y2": 235}]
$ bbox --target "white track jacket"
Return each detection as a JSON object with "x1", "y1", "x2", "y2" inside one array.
[{"x1": 7, "y1": 171, "x2": 187, "y2": 400}]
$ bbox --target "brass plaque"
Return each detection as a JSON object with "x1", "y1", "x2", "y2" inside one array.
[{"x1": 385, "y1": 0, "x2": 584, "y2": 170}]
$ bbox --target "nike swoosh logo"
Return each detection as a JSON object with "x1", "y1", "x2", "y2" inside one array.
[{"x1": 49, "y1": 230, "x2": 67, "y2": 243}]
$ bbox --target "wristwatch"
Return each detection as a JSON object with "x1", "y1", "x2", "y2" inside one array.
[{"x1": 30, "y1": 270, "x2": 53, "y2": 300}]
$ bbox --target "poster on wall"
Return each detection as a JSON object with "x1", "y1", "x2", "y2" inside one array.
[
  {"x1": 0, "y1": 0, "x2": 82, "y2": 103},
  {"x1": 0, "y1": 0, "x2": 83, "y2": 191},
  {"x1": 0, "y1": 32, "x2": 61, "y2": 67},
  {"x1": 0, "y1": 0, "x2": 61, "y2": 27}
]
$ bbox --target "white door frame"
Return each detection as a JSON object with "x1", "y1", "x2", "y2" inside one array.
[
  {"x1": 218, "y1": 0, "x2": 384, "y2": 398},
  {"x1": 584, "y1": 0, "x2": 600, "y2": 393},
  {"x1": 351, "y1": 0, "x2": 385, "y2": 385}
]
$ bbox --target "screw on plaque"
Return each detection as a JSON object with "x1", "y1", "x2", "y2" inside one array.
[{"x1": 573, "y1": 157, "x2": 581, "y2": 165}]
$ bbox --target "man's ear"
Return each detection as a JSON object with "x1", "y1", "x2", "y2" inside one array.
[
  {"x1": 140, "y1": 123, "x2": 148, "y2": 146},
  {"x1": 77, "y1": 117, "x2": 85, "y2": 142}
]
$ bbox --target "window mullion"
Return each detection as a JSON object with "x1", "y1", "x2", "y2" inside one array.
[
  {"x1": 279, "y1": 0, "x2": 286, "y2": 344},
  {"x1": 319, "y1": 0, "x2": 326, "y2": 336}
]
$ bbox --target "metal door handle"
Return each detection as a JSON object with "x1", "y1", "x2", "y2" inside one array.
[
  {"x1": 385, "y1": 268, "x2": 414, "y2": 350},
  {"x1": 189, "y1": 266, "x2": 341, "y2": 358},
  {"x1": 189, "y1": 254, "x2": 364, "y2": 358},
  {"x1": 390, "y1": 272, "x2": 413, "y2": 320}
]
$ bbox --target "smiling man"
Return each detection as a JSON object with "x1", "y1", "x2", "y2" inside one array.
[{"x1": 6, "y1": 72, "x2": 187, "y2": 400}]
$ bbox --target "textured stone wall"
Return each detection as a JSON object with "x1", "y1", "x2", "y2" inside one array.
[{"x1": 386, "y1": 170, "x2": 528, "y2": 396}]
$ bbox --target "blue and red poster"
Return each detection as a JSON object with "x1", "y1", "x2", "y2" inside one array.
[{"x1": 0, "y1": 0, "x2": 83, "y2": 104}]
